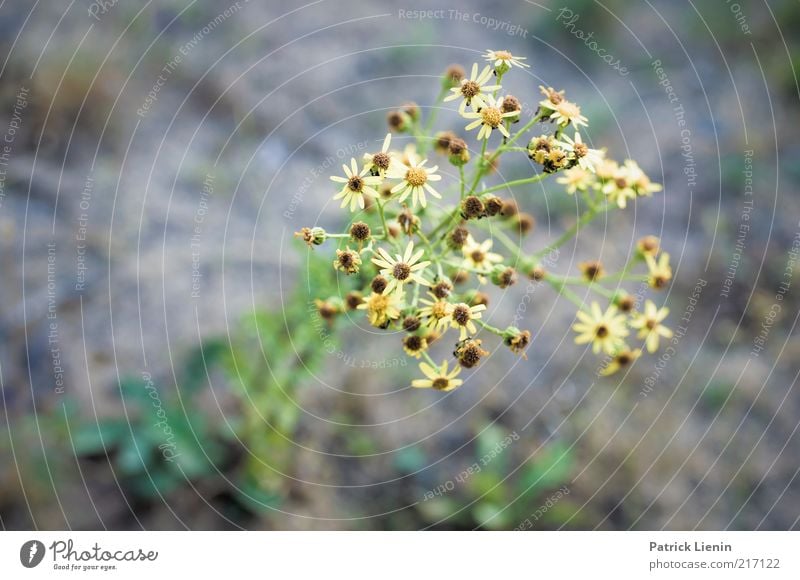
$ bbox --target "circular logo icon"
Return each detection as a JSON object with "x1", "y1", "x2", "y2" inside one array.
[{"x1": 20, "y1": 540, "x2": 45, "y2": 568}]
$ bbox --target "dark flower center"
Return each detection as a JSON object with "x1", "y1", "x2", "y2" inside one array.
[
  {"x1": 393, "y1": 262, "x2": 412, "y2": 281},
  {"x1": 596, "y1": 325, "x2": 609, "y2": 338},
  {"x1": 348, "y1": 176, "x2": 363, "y2": 191}
]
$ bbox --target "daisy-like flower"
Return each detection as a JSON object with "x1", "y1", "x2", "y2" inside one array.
[
  {"x1": 645, "y1": 252, "x2": 672, "y2": 289},
  {"x1": 550, "y1": 99, "x2": 589, "y2": 129},
  {"x1": 557, "y1": 166, "x2": 595, "y2": 194},
  {"x1": 462, "y1": 236, "x2": 503, "y2": 273},
  {"x1": 573, "y1": 302, "x2": 630, "y2": 355},
  {"x1": 600, "y1": 347, "x2": 642, "y2": 376},
  {"x1": 484, "y1": 49, "x2": 530, "y2": 74},
  {"x1": 330, "y1": 158, "x2": 382, "y2": 212},
  {"x1": 402, "y1": 334, "x2": 429, "y2": 359},
  {"x1": 593, "y1": 156, "x2": 619, "y2": 183},
  {"x1": 387, "y1": 156, "x2": 442, "y2": 208},
  {"x1": 371, "y1": 241, "x2": 431, "y2": 296},
  {"x1": 411, "y1": 359, "x2": 463, "y2": 392},
  {"x1": 357, "y1": 291, "x2": 401, "y2": 328},
  {"x1": 622, "y1": 159, "x2": 662, "y2": 197},
  {"x1": 602, "y1": 163, "x2": 638, "y2": 209},
  {"x1": 418, "y1": 292, "x2": 453, "y2": 333},
  {"x1": 462, "y1": 94, "x2": 518, "y2": 140},
  {"x1": 630, "y1": 300, "x2": 672, "y2": 353},
  {"x1": 363, "y1": 133, "x2": 396, "y2": 177},
  {"x1": 450, "y1": 302, "x2": 487, "y2": 340},
  {"x1": 556, "y1": 132, "x2": 603, "y2": 172},
  {"x1": 443, "y1": 63, "x2": 500, "y2": 113}
]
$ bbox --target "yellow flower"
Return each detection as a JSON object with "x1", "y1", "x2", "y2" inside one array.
[
  {"x1": 330, "y1": 158, "x2": 382, "y2": 211},
  {"x1": 462, "y1": 94, "x2": 517, "y2": 140},
  {"x1": 645, "y1": 252, "x2": 672, "y2": 289},
  {"x1": 411, "y1": 359, "x2": 463, "y2": 392},
  {"x1": 600, "y1": 348, "x2": 642, "y2": 375},
  {"x1": 357, "y1": 291, "x2": 401, "y2": 328},
  {"x1": 550, "y1": 99, "x2": 588, "y2": 129},
  {"x1": 622, "y1": 159, "x2": 662, "y2": 197},
  {"x1": 573, "y1": 302, "x2": 629, "y2": 355},
  {"x1": 555, "y1": 132, "x2": 602, "y2": 172},
  {"x1": 602, "y1": 163, "x2": 637, "y2": 209},
  {"x1": 630, "y1": 300, "x2": 672, "y2": 353},
  {"x1": 449, "y1": 302, "x2": 487, "y2": 340},
  {"x1": 402, "y1": 335, "x2": 428, "y2": 358},
  {"x1": 363, "y1": 133, "x2": 396, "y2": 177},
  {"x1": 418, "y1": 293, "x2": 453, "y2": 333},
  {"x1": 557, "y1": 166, "x2": 595, "y2": 194},
  {"x1": 461, "y1": 236, "x2": 503, "y2": 272},
  {"x1": 443, "y1": 63, "x2": 500, "y2": 113},
  {"x1": 484, "y1": 49, "x2": 529, "y2": 72},
  {"x1": 387, "y1": 156, "x2": 442, "y2": 208},
  {"x1": 371, "y1": 241, "x2": 431, "y2": 296}
]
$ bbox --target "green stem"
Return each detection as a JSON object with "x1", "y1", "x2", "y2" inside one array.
[
  {"x1": 459, "y1": 165, "x2": 465, "y2": 199},
  {"x1": 479, "y1": 172, "x2": 548, "y2": 195},
  {"x1": 544, "y1": 276, "x2": 588, "y2": 311},
  {"x1": 475, "y1": 318, "x2": 505, "y2": 336},
  {"x1": 376, "y1": 199, "x2": 390, "y2": 241},
  {"x1": 534, "y1": 204, "x2": 609, "y2": 259}
]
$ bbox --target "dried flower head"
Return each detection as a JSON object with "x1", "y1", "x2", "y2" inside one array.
[
  {"x1": 455, "y1": 338, "x2": 489, "y2": 368},
  {"x1": 444, "y1": 64, "x2": 466, "y2": 88},
  {"x1": 484, "y1": 195, "x2": 504, "y2": 217},
  {"x1": 504, "y1": 327, "x2": 532, "y2": 358},
  {"x1": 491, "y1": 266, "x2": 518, "y2": 288},
  {"x1": 461, "y1": 195, "x2": 486, "y2": 220},
  {"x1": 334, "y1": 248, "x2": 362, "y2": 274},
  {"x1": 349, "y1": 221, "x2": 371, "y2": 243},
  {"x1": 295, "y1": 226, "x2": 326, "y2": 247}
]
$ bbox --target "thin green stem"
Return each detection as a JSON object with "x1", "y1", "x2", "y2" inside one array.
[
  {"x1": 479, "y1": 172, "x2": 548, "y2": 196},
  {"x1": 475, "y1": 318, "x2": 505, "y2": 336},
  {"x1": 544, "y1": 276, "x2": 588, "y2": 311},
  {"x1": 459, "y1": 165, "x2": 465, "y2": 199},
  {"x1": 376, "y1": 199, "x2": 390, "y2": 241},
  {"x1": 534, "y1": 204, "x2": 610, "y2": 259}
]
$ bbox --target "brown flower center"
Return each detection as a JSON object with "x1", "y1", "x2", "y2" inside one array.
[
  {"x1": 470, "y1": 250, "x2": 485, "y2": 264},
  {"x1": 645, "y1": 319, "x2": 657, "y2": 330},
  {"x1": 615, "y1": 177, "x2": 628, "y2": 189},
  {"x1": 347, "y1": 175, "x2": 363, "y2": 192},
  {"x1": 461, "y1": 80, "x2": 480, "y2": 99},
  {"x1": 481, "y1": 107, "x2": 502, "y2": 128},
  {"x1": 432, "y1": 377, "x2": 450, "y2": 391},
  {"x1": 596, "y1": 325, "x2": 609, "y2": 338},
  {"x1": 372, "y1": 152, "x2": 390, "y2": 171},
  {"x1": 617, "y1": 353, "x2": 632, "y2": 366},
  {"x1": 574, "y1": 143, "x2": 588, "y2": 158},
  {"x1": 452, "y1": 304, "x2": 471, "y2": 326},
  {"x1": 393, "y1": 262, "x2": 412, "y2": 281},
  {"x1": 404, "y1": 335, "x2": 423, "y2": 351},
  {"x1": 405, "y1": 167, "x2": 428, "y2": 187}
]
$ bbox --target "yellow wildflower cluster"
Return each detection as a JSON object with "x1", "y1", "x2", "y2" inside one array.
[{"x1": 296, "y1": 49, "x2": 671, "y2": 390}]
